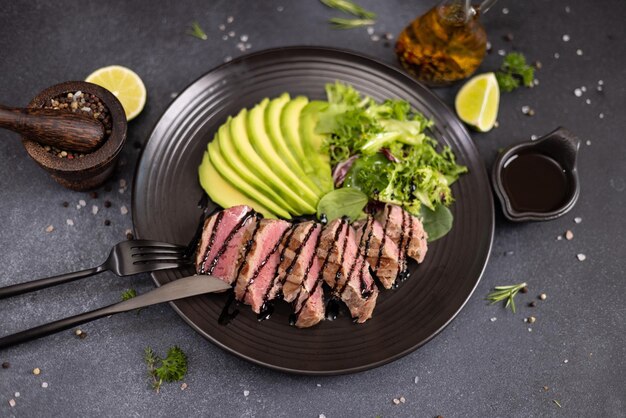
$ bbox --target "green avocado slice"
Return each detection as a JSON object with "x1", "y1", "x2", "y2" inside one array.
[
  {"x1": 229, "y1": 108, "x2": 316, "y2": 215},
  {"x1": 281, "y1": 96, "x2": 309, "y2": 167},
  {"x1": 300, "y1": 100, "x2": 334, "y2": 192},
  {"x1": 247, "y1": 99, "x2": 320, "y2": 205},
  {"x1": 217, "y1": 118, "x2": 298, "y2": 215},
  {"x1": 207, "y1": 139, "x2": 291, "y2": 219},
  {"x1": 265, "y1": 94, "x2": 322, "y2": 195},
  {"x1": 198, "y1": 151, "x2": 276, "y2": 218}
]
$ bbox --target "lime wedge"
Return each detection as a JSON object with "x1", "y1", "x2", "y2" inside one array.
[
  {"x1": 455, "y1": 72, "x2": 500, "y2": 132},
  {"x1": 85, "y1": 65, "x2": 147, "y2": 121}
]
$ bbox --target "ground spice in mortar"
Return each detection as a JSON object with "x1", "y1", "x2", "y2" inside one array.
[{"x1": 42, "y1": 91, "x2": 112, "y2": 159}]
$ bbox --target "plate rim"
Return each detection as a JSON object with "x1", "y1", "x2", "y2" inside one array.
[{"x1": 132, "y1": 45, "x2": 495, "y2": 375}]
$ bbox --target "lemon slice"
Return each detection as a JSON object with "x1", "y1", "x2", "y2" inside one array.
[
  {"x1": 85, "y1": 65, "x2": 146, "y2": 121},
  {"x1": 455, "y1": 72, "x2": 500, "y2": 132}
]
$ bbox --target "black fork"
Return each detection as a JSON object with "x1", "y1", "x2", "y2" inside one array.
[{"x1": 0, "y1": 240, "x2": 192, "y2": 299}]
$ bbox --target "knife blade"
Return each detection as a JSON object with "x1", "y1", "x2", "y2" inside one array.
[{"x1": 0, "y1": 275, "x2": 231, "y2": 350}]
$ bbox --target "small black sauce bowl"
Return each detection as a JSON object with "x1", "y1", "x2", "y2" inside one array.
[{"x1": 491, "y1": 127, "x2": 581, "y2": 222}]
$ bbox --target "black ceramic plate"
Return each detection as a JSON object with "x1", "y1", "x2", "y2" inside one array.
[{"x1": 132, "y1": 46, "x2": 494, "y2": 375}]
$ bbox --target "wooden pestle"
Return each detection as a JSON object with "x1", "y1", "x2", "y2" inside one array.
[{"x1": 0, "y1": 104, "x2": 105, "y2": 153}]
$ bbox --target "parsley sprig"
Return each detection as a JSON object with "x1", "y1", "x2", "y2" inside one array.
[
  {"x1": 496, "y1": 52, "x2": 535, "y2": 92},
  {"x1": 145, "y1": 346, "x2": 188, "y2": 393},
  {"x1": 486, "y1": 282, "x2": 527, "y2": 313}
]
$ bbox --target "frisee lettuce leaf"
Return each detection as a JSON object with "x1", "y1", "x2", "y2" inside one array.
[{"x1": 318, "y1": 83, "x2": 467, "y2": 239}]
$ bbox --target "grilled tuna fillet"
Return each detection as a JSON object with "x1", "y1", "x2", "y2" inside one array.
[
  {"x1": 271, "y1": 221, "x2": 322, "y2": 303},
  {"x1": 195, "y1": 205, "x2": 259, "y2": 284},
  {"x1": 353, "y1": 216, "x2": 400, "y2": 289},
  {"x1": 291, "y1": 240, "x2": 325, "y2": 328},
  {"x1": 318, "y1": 219, "x2": 378, "y2": 323},
  {"x1": 375, "y1": 204, "x2": 428, "y2": 275},
  {"x1": 234, "y1": 219, "x2": 291, "y2": 313}
]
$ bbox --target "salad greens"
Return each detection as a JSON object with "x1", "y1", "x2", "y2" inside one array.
[
  {"x1": 316, "y1": 187, "x2": 368, "y2": 221},
  {"x1": 316, "y1": 83, "x2": 467, "y2": 240}
]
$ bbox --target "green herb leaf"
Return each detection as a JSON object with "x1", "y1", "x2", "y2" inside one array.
[
  {"x1": 317, "y1": 188, "x2": 368, "y2": 221},
  {"x1": 486, "y1": 282, "x2": 527, "y2": 313},
  {"x1": 320, "y1": 0, "x2": 376, "y2": 19},
  {"x1": 329, "y1": 17, "x2": 376, "y2": 29},
  {"x1": 420, "y1": 204, "x2": 453, "y2": 242},
  {"x1": 496, "y1": 52, "x2": 535, "y2": 92},
  {"x1": 121, "y1": 288, "x2": 137, "y2": 301},
  {"x1": 144, "y1": 346, "x2": 188, "y2": 392},
  {"x1": 187, "y1": 21, "x2": 207, "y2": 40}
]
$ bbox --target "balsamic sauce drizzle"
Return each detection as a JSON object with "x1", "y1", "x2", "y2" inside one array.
[
  {"x1": 266, "y1": 224, "x2": 299, "y2": 300},
  {"x1": 338, "y1": 219, "x2": 369, "y2": 297},
  {"x1": 359, "y1": 217, "x2": 375, "y2": 296},
  {"x1": 233, "y1": 214, "x2": 264, "y2": 298},
  {"x1": 396, "y1": 209, "x2": 407, "y2": 277},
  {"x1": 218, "y1": 291, "x2": 240, "y2": 325},
  {"x1": 332, "y1": 220, "x2": 351, "y2": 296},
  {"x1": 375, "y1": 206, "x2": 392, "y2": 272}
]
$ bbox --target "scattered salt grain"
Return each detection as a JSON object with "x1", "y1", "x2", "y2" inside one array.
[
  {"x1": 367, "y1": 27, "x2": 375, "y2": 35},
  {"x1": 577, "y1": 253, "x2": 586, "y2": 261},
  {"x1": 581, "y1": 86, "x2": 587, "y2": 92},
  {"x1": 119, "y1": 179, "x2": 127, "y2": 188},
  {"x1": 14, "y1": 392, "x2": 20, "y2": 398},
  {"x1": 521, "y1": 105, "x2": 530, "y2": 114},
  {"x1": 400, "y1": 397, "x2": 406, "y2": 404},
  {"x1": 92, "y1": 205, "x2": 99, "y2": 215},
  {"x1": 585, "y1": 99, "x2": 591, "y2": 105},
  {"x1": 564, "y1": 359, "x2": 569, "y2": 363},
  {"x1": 224, "y1": 56, "x2": 232, "y2": 63},
  {"x1": 533, "y1": 79, "x2": 539, "y2": 86},
  {"x1": 319, "y1": 415, "x2": 326, "y2": 418},
  {"x1": 8, "y1": 399, "x2": 15, "y2": 408},
  {"x1": 490, "y1": 317, "x2": 497, "y2": 322},
  {"x1": 598, "y1": 80, "x2": 604, "y2": 85},
  {"x1": 574, "y1": 88, "x2": 582, "y2": 97},
  {"x1": 539, "y1": 293, "x2": 547, "y2": 300},
  {"x1": 497, "y1": 49, "x2": 506, "y2": 56},
  {"x1": 240, "y1": 34, "x2": 248, "y2": 42},
  {"x1": 66, "y1": 219, "x2": 74, "y2": 226},
  {"x1": 79, "y1": 199, "x2": 86, "y2": 207},
  {"x1": 414, "y1": 376, "x2": 419, "y2": 384},
  {"x1": 277, "y1": 6, "x2": 284, "y2": 12},
  {"x1": 226, "y1": 16, "x2": 234, "y2": 23},
  {"x1": 557, "y1": 235, "x2": 563, "y2": 240},
  {"x1": 45, "y1": 225, "x2": 54, "y2": 233},
  {"x1": 316, "y1": 383, "x2": 322, "y2": 387},
  {"x1": 245, "y1": 43, "x2": 252, "y2": 49},
  {"x1": 565, "y1": 230, "x2": 574, "y2": 240},
  {"x1": 574, "y1": 217, "x2": 582, "y2": 223},
  {"x1": 120, "y1": 206, "x2": 128, "y2": 215},
  {"x1": 502, "y1": 7, "x2": 509, "y2": 14},
  {"x1": 562, "y1": 34, "x2": 570, "y2": 42},
  {"x1": 228, "y1": 31, "x2": 235, "y2": 37},
  {"x1": 576, "y1": 49, "x2": 583, "y2": 56},
  {"x1": 181, "y1": 382, "x2": 188, "y2": 390},
  {"x1": 371, "y1": 35, "x2": 380, "y2": 42},
  {"x1": 565, "y1": 6, "x2": 571, "y2": 13},
  {"x1": 42, "y1": 382, "x2": 48, "y2": 388},
  {"x1": 586, "y1": 140, "x2": 591, "y2": 146},
  {"x1": 170, "y1": 92, "x2": 178, "y2": 99},
  {"x1": 554, "y1": 52, "x2": 560, "y2": 59},
  {"x1": 531, "y1": 135, "x2": 538, "y2": 140},
  {"x1": 222, "y1": 35, "x2": 228, "y2": 41},
  {"x1": 528, "y1": 327, "x2": 532, "y2": 332},
  {"x1": 393, "y1": 398, "x2": 400, "y2": 405},
  {"x1": 243, "y1": 390, "x2": 250, "y2": 397},
  {"x1": 218, "y1": 24, "x2": 225, "y2": 31},
  {"x1": 599, "y1": 113, "x2": 604, "y2": 119}
]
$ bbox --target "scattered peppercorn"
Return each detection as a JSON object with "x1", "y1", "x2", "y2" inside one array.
[
  {"x1": 104, "y1": 219, "x2": 111, "y2": 226},
  {"x1": 126, "y1": 232, "x2": 134, "y2": 240},
  {"x1": 534, "y1": 60, "x2": 542, "y2": 69},
  {"x1": 528, "y1": 316, "x2": 536, "y2": 324},
  {"x1": 2, "y1": 362, "x2": 9, "y2": 369},
  {"x1": 33, "y1": 367, "x2": 41, "y2": 375},
  {"x1": 529, "y1": 301, "x2": 537, "y2": 307},
  {"x1": 89, "y1": 191, "x2": 98, "y2": 199},
  {"x1": 539, "y1": 293, "x2": 547, "y2": 300},
  {"x1": 62, "y1": 201, "x2": 69, "y2": 207},
  {"x1": 503, "y1": 33, "x2": 514, "y2": 42},
  {"x1": 520, "y1": 286, "x2": 528, "y2": 294},
  {"x1": 104, "y1": 200, "x2": 112, "y2": 208}
]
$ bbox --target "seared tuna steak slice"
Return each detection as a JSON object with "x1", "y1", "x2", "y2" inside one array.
[
  {"x1": 375, "y1": 204, "x2": 428, "y2": 273},
  {"x1": 318, "y1": 219, "x2": 379, "y2": 323},
  {"x1": 271, "y1": 221, "x2": 322, "y2": 303},
  {"x1": 354, "y1": 216, "x2": 400, "y2": 289},
  {"x1": 234, "y1": 219, "x2": 292, "y2": 313},
  {"x1": 195, "y1": 205, "x2": 259, "y2": 284},
  {"x1": 291, "y1": 241, "x2": 325, "y2": 328}
]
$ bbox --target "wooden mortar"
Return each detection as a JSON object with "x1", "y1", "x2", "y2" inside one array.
[{"x1": 21, "y1": 81, "x2": 127, "y2": 191}]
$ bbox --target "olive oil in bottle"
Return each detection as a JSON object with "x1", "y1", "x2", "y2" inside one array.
[{"x1": 396, "y1": 0, "x2": 496, "y2": 86}]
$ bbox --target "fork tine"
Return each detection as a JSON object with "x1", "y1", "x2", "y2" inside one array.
[
  {"x1": 129, "y1": 240, "x2": 186, "y2": 250},
  {"x1": 132, "y1": 261, "x2": 191, "y2": 272},
  {"x1": 132, "y1": 254, "x2": 188, "y2": 263},
  {"x1": 132, "y1": 248, "x2": 187, "y2": 256}
]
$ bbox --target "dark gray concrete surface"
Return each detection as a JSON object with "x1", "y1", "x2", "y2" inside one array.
[{"x1": 1, "y1": 0, "x2": 624, "y2": 416}]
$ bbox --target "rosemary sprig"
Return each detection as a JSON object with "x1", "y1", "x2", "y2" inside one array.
[
  {"x1": 486, "y1": 282, "x2": 527, "y2": 313},
  {"x1": 321, "y1": 0, "x2": 376, "y2": 19},
  {"x1": 330, "y1": 17, "x2": 376, "y2": 29},
  {"x1": 187, "y1": 21, "x2": 208, "y2": 40}
]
